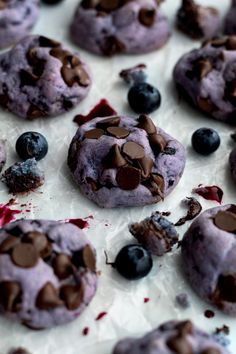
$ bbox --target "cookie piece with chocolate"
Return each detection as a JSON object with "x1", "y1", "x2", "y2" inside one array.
[
  {"x1": 70, "y1": 0, "x2": 170, "y2": 56},
  {"x1": 0, "y1": 0, "x2": 39, "y2": 49},
  {"x1": 229, "y1": 147, "x2": 236, "y2": 184},
  {"x1": 176, "y1": 0, "x2": 220, "y2": 39},
  {"x1": 68, "y1": 114, "x2": 186, "y2": 208},
  {"x1": 113, "y1": 320, "x2": 230, "y2": 354},
  {"x1": 182, "y1": 204, "x2": 236, "y2": 314},
  {"x1": 0, "y1": 139, "x2": 6, "y2": 173},
  {"x1": 173, "y1": 36, "x2": 236, "y2": 123},
  {"x1": 0, "y1": 35, "x2": 91, "y2": 119},
  {"x1": 0, "y1": 219, "x2": 97, "y2": 329},
  {"x1": 224, "y1": 0, "x2": 236, "y2": 35}
]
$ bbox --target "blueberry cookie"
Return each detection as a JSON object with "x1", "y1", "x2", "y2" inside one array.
[
  {"x1": 0, "y1": 139, "x2": 6, "y2": 173},
  {"x1": 113, "y1": 320, "x2": 230, "y2": 354},
  {"x1": 229, "y1": 148, "x2": 236, "y2": 184},
  {"x1": 68, "y1": 114, "x2": 186, "y2": 208},
  {"x1": 0, "y1": 0, "x2": 39, "y2": 49},
  {"x1": 224, "y1": 0, "x2": 236, "y2": 35},
  {"x1": 176, "y1": 0, "x2": 220, "y2": 40},
  {"x1": 174, "y1": 36, "x2": 236, "y2": 123},
  {"x1": 182, "y1": 204, "x2": 236, "y2": 314},
  {"x1": 70, "y1": 0, "x2": 170, "y2": 56},
  {"x1": 0, "y1": 219, "x2": 97, "y2": 329},
  {"x1": 0, "y1": 35, "x2": 91, "y2": 119}
]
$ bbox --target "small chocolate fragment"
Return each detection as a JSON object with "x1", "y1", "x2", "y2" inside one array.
[
  {"x1": 0, "y1": 281, "x2": 21, "y2": 312},
  {"x1": 36, "y1": 282, "x2": 63, "y2": 310},
  {"x1": 116, "y1": 166, "x2": 141, "y2": 190},
  {"x1": 122, "y1": 141, "x2": 145, "y2": 160},
  {"x1": 216, "y1": 274, "x2": 236, "y2": 303},
  {"x1": 167, "y1": 335, "x2": 193, "y2": 354},
  {"x1": 96, "y1": 116, "x2": 120, "y2": 129},
  {"x1": 60, "y1": 284, "x2": 83, "y2": 310},
  {"x1": 22, "y1": 232, "x2": 51, "y2": 258},
  {"x1": 104, "y1": 144, "x2": 127, "y2": 168},
  {"x1": 52, "y1": 254, "x2": 73, "y2": 279},
  {"x1": 61, "y1": 66, "x2": 90, "y2": 87},
  {"x1": 139, "y1": 8, "x2": 156, "y2": 27},
  {"x1": 0, "y1": 236, "x2": 20, "y2": 253},
  {"x1": 143, "y1": 174, "x2": 164, "y2": 197},
  {"x1": 137, "y1": 114, "x2": 156, "y2": 134},
  {"x1": 149, "y1": 134, "x2": 166, "y2": 154},
  {"x1": 197, "y1": 97, "x2": 216, "y2": 113},
  {"x1": 50, "y1": 48, "x2": 76, "y2": 66},
  {"x1": 175, "y1": 197, "x2": 202, "y2": 226},
  {"x1": 38, "y1": 36, "x2": 60, "y2": 48},
  {"x1": 84, "y1": 128, "x2": 104, "y2": 139},
  {"x1": 107, "y1": 126, "x2": 130, "y2": 139},
  {"x1": 81, "y1": 245, "x2": 96, "y2": 272},
  {"x1": 11, "y1": 243, "x2": 39, "y2": 268},
  {"x1": 27, "y1": 104, "x2": 46, "y2": 119},
  {"x1": 194, "y1": 59, "x2": 212, "y2": 80},
  {"x1": 136, "y1": 156, "x2": 153, "y2": 178},
  {"x1": 214, "y1": 211, "x2": 236, "y2": 232},
  {"x1": 102, "y1": 36, "x2": 126, "y2": 56}
]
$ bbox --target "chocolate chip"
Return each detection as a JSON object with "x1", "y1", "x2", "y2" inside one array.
[
  {"x1": 50, "y1": 48, "x2": 75, "y2": 65},
  {"x1": 81, "y1": 245, "x2": 96, "y2": 272},
  {"x1": 227, "y1": 204, "x2": 236, "y2": 214},
  {"x1": 167, "y1": 335, "x2": 193, "y2": 354},
  {"x1": 226, "y1": 36, "x2": 236, "y2": 50},
  {"x1": 60, "y1": 284, "x2": 84, "y2": 310},
  {"x1": 136, "y1": 156, "x2": 153, "y2": 178},
  {"x1": 143, "y1": 174, "x2": 164, "y2": 197},
  {"x1": 0, "y1": 94, "x2": 9, "y2": 108},
  {"x1": 26, "y1": 49, "x2": 46, "y2": 77},
  {"x1": 0, "y1": 236, "x2": 20, "y2": 253},
  {"x1": 137, "y1": 114, "x2": 156, "y2": 134},
  {"x1": 139, "y1": 8, "x2": 156, "y2": 27},
  {"x1": 11, "y1": 243, "x2": 39, "y2": 268},
  {"x1": 96, "y1": 116, "x2": 120, "y2": 129},
  {"x1": 104, "y1": 144, "x2": 127, "y2": 168},
  {"x1": 197, "y1": 97, "x2": 216, "y2": 113},
  {"x1": 0, "y1": 281, "x2": 21, "y2": 312},
  {"x1": 201, "y1": 349, "x2": 221, "y2": 354},
  {"x1": 99, "y1": 0, "x2": 119, "y2": 11},
  {"x1": 210, "y1": 38, "x2": 227, "y2": 48},
  {"x1": 194, "y1": 59, "x2": 212, "y2": 80},
  {"x1": 149, "y1": 134, "x2": 166, "y2": 154},
  {"x1": 86, "y1": 177, "x2": 99, "y2": 191},
  {"x1": 38, "y1": 36, "x2": 60, "y2": 48},
  {"x1": 214, "y1": 211, "x2": 236, "y2": 232},
  {"x1": 19, "y1": 70, "x2": 39, "y2": 87},
  {"x1": 107, "y1": 127, "x2": 130, "y2": 139},
  {"x1": 102, "y1": 36, "x2": 126, "y2": 56},
  {"x1": 122, "y1": 141, "x2": 145, "y2": 160},
  {"x1": 22, "y1": 232, "x2": 52, "y2": 259},
  {"x1": 116, "y1": 166, "x2": 141, "y2": 190},
  {"x1": 176, "y1": 320, "x2": 193, "y2": 335},
  {"x1": 61, "y1": 65, "x2": 90, "y2": 87},
  {"x1": 27, "y1": 104, "x2": 46, "y2": 119},
  {"x1": 8, "y1": 226, "x2": 22, "y2": 236},
  {"x1": 81, "y1": 0, "x2": 99, "y2": 8},
  {"x1": 36, "y1": 282, "x2": 63, "y2": 310},
  {"x1": 216, "y1": 274, "x2": 236, "y2": 303},
  {"x1": 84, "y1": 128, "x2": 104, "y2": 139},
  {"x1": 52, "y1": 254, "x2": 73, "y2": 279}
]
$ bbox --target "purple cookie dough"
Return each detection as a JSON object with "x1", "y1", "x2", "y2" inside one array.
[
  {"x1": 68, "y1": 114, "x2": 186, "y2": 208},
  {"x1": 229, "y1": 147, "x2": 236, "y2": 184},
  {"x1": 0, "y1": 0, "x2": 39, "y2": 49},
  {"x1": 0, "y1": 219, "x2": 97, "y2": 329},
  {"x1": 174, "y1": 36, "x2": 236, "y2": 123},
  {"x1": 113, "y1": 320, "x2": 230, "y2": 354},
  {"x1": 224, "y1": 0, "x2": 236, "y2": 35},
  {"x1": 176, "y1": 0, "x2": 220, "y2": 40},
  {"x1": 0, "y1": 139, "x2": 6, "y2": 173},
  {"x1": 182, "y1": 204, "x2": 236, "y2": 315},
  {"x1": 70, "y1": 0, "x2": 170, "y2": 56},
  {"x1": 0, "y1": 35, "x2": 91, "y2": 119}
]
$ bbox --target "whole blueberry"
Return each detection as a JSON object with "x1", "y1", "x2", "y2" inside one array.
[
  {"x1": 128, "y1": 82, "x2": 161, "y2": 114},
  {"x1": 16, "y1": 132, "x2": 48, "y2": 161},
  {"x1": 191, "y1": 128, "x2": 220, "y2": 155},
  {"x1": 114, "y1": 244, "x2": 153, "y2": 280}
]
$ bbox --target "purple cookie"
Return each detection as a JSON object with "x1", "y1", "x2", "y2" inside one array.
[
  {"x1": 68, "y1": 114, "x2": 186, "y2": 208},
  {"x1": 0, "y1": 139, "x2": 6, "y2": 173},
  {"x1": 70, "y1": 0, "x2": 170, "y2": 56},
  {"x1": 182, "y1": 204, "x2": 236, "y2": 314},
  {"x1": 113, "y1": 320, "x2": 230, "y2": 354},
  {"x1": 173, "y1": 36, "x2": 236, "y2": 123},
  {"x1": 0, "y1": 35, "x2": 91, "y2": 119},
  {"x1": 224, "y1": 0, "x2": 236, "y2": 35},
  {"x1": 176, "y1": 0, "x2": 220, "y2": 40},
  {"x1": 0, "y1": 0, "x2": 39, "y2": 49},
  {"x1": 0, "y1": 219, "x2": 97, "y2": 329},
  {"x1": 229, "y1": 147, "x2": 236, "y2": 184}
]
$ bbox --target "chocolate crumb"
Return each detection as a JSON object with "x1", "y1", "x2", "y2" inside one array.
[{"x1": 175, "y1": 197, "x2": 202, "y2": 226}]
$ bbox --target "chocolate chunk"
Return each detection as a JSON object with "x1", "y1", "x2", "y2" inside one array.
[
  {"x1": 0, "y1": 281, "x2": 21, "y2": 312},
  {"x1": 107, "y1": 127, "x2": 130, "y2": 139},
  {"x1": 210, "y1": 38, "x2": 227, "y2": 48},
  {"x1": 81, "y1": 0, "x2": 99, "y2": 9},
  {"x1": 225, "y1": 80, "x2": 236, "y2": 104},
  {"x1": 104, "y1": 144, "x2": 127, "y2": 168},
  {"x1": 86, "y1": 177, "x2": 98, "y2": 191},
  {"x1": 0, "y1": 93, "x2": 9, "y2": 108},
  {"x1": 20, "y1": 70, "x2": 39, "y2": 87},
  {"x1": 216, "y1": 274, "x2": 236, "y2": 303},
  {"x1": 214, "y1": 211, "x2": 236, "y2": 232},
  {"x1": 0, "y1": 236, "x2": 20, "y2": 253},
  {"x1": 96, "y1": 116, "x2": 120, "y2": 129},
  {"x1": 194, "y1": 59, "x2": 212, "y2": 80},
  {"x1": 61, "y1": 65, "x2": 90, "y2": 87},
  {"x1": 50, "y1": 48, "x2": 75, "y2": 65},
  {"x1": 27, "y1": 104, "x2": 46, "y2": 119},
  {"x1": 84, "y1": 128, "x2": 104, "y2": 139},
  {"x1": 52, "y1": 254, "x2": 73, "y2": 279},
  {"x1": 102, "y1": 36, "x2": 126, "y2": 56},
  {"x1": 11, "y1": 243, "x2": 39, "y2": 268},
  {"x1": 175, "y1": 197, "x2": 202, "y2": 226},
  {"x1": 99, "y1": 0, "x2": 119, "y2": 11},
  {"x1": 226, "y1": 36, "x2": 236, "y2": 50},
  {"x1": 137, "y1": 114, "x2": 156, "y2": 134},
  {"x1": 38, "y1": 36, "x2": 60, "y2": 48},
  {"x1": 139, "y1": 8, "x2": 156, "y2": 27},
  {"x1": 227, "y1": 204, "x2": 236, "y2": 214},
  {"x1": 22, "y1": 232, "x2": 52, "y2": 259},
  {"x1": 197, "y1": 96, "x2": 216, "y2": 113},
  {"x1": 167, "y1": 335, "x2": 193, "y2": 354},
  {"x1": 143, "y1": 174, "x2": 164, "y2": 197},
  {"x1": 36, "y1": 282, "x2": 63, "y2": 310},
  {"x1": 122, "y1": 141, "x2": 145, "y2": 160},
  {"x1": 81, "y1": 245, "x2": 96, "y2": 272},
  {"x1": 149, "y1": 134, "x2": 166, "y2": 154},
  {"x1": 176, "y1": 320, "x2": 193, "y2": 335},
  {"x1": 116, "y1": 166, "x2": 141, "y2": 190},
  {"x1": 60, "y1": 284, "x2": 84, "y2": 310},
  {"x1": 201, "y1": 349, "x2": 221, "y2": 354},
  {"x1": 26, "y1": 49, "x2": 46, "y2": 77},
  {"x1": 136, "y1": 156, "x2": 153, "y2": 178}
]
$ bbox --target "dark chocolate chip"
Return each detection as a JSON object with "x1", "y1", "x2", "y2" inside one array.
[
  {"x1": 50, "y1": 48, "x2": 74, "y2": 65},
  {"x1": 19, "y1": 70, "x2": 39, "y2": 87},
  {"x1": 106, "y1": 126, "x2": 130, "y2": 139},
  {"x1": 81, "y1": 245, "x2": 96, "y2": 272},
  {"x1": 22, "y1": 232, "x2": 52, "y2": 259},
  {"x1": 122, "y1": 141, "x2": 145, "y2": 160},
  {"x1": 149, "y1": 134, "x2": 166, "y2": 154},
  {"x1": 136, "y1": 156, "x2": 153, "y2": 178},
  {"x1": 52, "y1": 254, "x2": 73, "y2": 279},
  {"x1": 0, "y1": 236, "x2": 20, "y2": 253},
  {"x1": 194, "y1": 59, "x2": 212, "y2": 80},
  {"x1": 60, "y1": 284, "x2": 84, "y2": 310},
  {"x1": 27, "y1": 104, "x2": 46, "y2": 119},
  {"x1": 0, "y1": 281, "x2": 21, "y2": 312},
  {"x1": 104, "y1": 144, "x2": 127, "y2": 168},
  {"x1": 36, "y1": 282, "x2": 63, "y2": 310},
  {"x1": 226, "y1": 36, "x2": 236, "y2": 50},
  {"x1": 0, "y1": 94, "x2": 9, "y2": 108},
  {"x1": 86, "y1": 177, "x2": 99, "y2": 191},
  {"x1": 84, "y1": 128, "x2": 104, "y2": 139},
  {"x1": 38, "y1": 36, "x2": 60, "y2": 48},
  {"x1": 214, "y1": 211, "x2": 236, "y2": 232},
  {"x1": 139, "y1": 8, "x2": 156, "y2": 27},
  {"x1": 197, "y1": 97, "x2": 216, "y2": 113},
  {"x1": 96, "y1": 116, "x2": 120, "y2": 129},
  {"x1": 102, "y1": 36, "x2": 126, "y2": 56},
  {"x1": 116, "y1": 166, "x2": 141, "y2": 190},
  {"x1": 137, "y1": 114, "x2": 156, "y2": 134},
  {"x1": 201, "y1": 349, "x2": 221, "y2": 354},
  {"x1": 61, "y1": 65, "x2": 90, "y2": 87},
  {"x1": 216, "y1": 274, "x2": 236, "y2": 303},
  {"x1": 11, "y1": 243, "x2": 39, "y2": 268},
  {"x1": 99, "y1": 0, "x2": 120, "y2": 11}
]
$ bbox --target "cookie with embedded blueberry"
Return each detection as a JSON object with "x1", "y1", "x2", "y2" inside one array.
[
  {"x1": 182, "y1": 204, "x2": 236, "y2": 314},
  {"x1": 68, "y1": 114, "x2": 186, "y2": 208},
  {"x1": 0, "y1": 139, "x2": 6, "y2": 173},
  {"x1": 173, "y1": 36, "x2": 236, "y2": 123},
  {"x1": 224, "y1": 0, "x2": 236, "y2": 35},
  {"x1": 0, "y1": 35, "x2": 91, "y2": 119},
  {"x1": 70, "y1": 0, "x2": 170, "y2": 56},
  {"x1": 113, "y1": 320, "x2": 230, "y2": 354},
  {"x1": 0, "y1": 219, "x2": 97, "y2": 329},
  {"x1": 0, "y1": 0, "x2": 39, "y2": 49},
  {"x1": 229, "y1": 148, "x2": 236, "y2": 184}
]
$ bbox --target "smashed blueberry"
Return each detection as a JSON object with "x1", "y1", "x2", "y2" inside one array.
[
  {"x1": 111, "y1": 245, "x2": 153, "y2": 280},
  {"x1": 119, "y1": 64, "x2": 147, "y2": 85},
  {"x1": 128, "y1": 82, "x2": 161, "y2": 114},
  {"x1": 16, "y1": 132, "x2": 48, "y2": 161},
  {"x1": 191, "y1": 128, "x2": 220, "y2": 155}
]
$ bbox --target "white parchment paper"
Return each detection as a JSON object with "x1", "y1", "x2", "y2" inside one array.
[{"x1": 0, "y1": 0, "x2": 235, "y2": 353}]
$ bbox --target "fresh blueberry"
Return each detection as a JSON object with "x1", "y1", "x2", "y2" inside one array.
[
  {"x1": 16, "y1": 132, "x2": 48, "y2": 161},
  {"x1": 113, "y1": 244, "x2": 153, "y2": 280},
  {"x1": 128, "y1": 82, "x2": 161, "y2": 114},
  {"x1": 191, "y1": 128, "x2": 220, "y2": 155}
]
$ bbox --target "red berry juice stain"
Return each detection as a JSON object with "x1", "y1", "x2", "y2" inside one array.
[
  {"x1": 66, "y1": 218, "x2": 89, "y2": 229},
  {"x1": 192, "y1": 185, "x2": 223, "y2": 204},
  {"x1": 95, "y1": 312, "x2": 107, "y2": 321},
  {"x1": 144, "y1": 298, "x2": 150, "y2": 303},
  {"x1": 73, "y1": 99, "x2": 117, "y2": 126},
  {"x1": 0, "y1": 203, "x2": 21, "y2": 227},
  {"x1": 82, "y1": 327, "x2": 89, "y2": 336}
]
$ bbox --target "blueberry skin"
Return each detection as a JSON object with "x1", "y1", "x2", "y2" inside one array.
[
  {"x1": 114, "y1": 244, "x2": 153, "y2": 280},
  {"x1": 191, "y1": 128, "x2": 220, "y2": 155},
  {"x1": 128, "y1": 82, "x2": 161, "y2": 114},
  {"x1": 16, "y1": 132, "x2": 48, "y2": 161}
]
